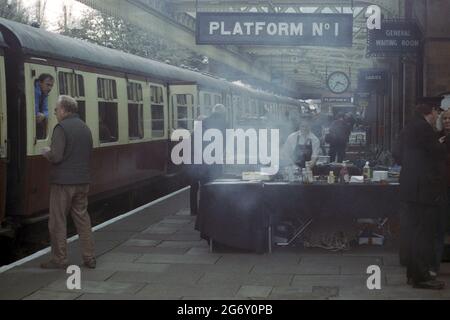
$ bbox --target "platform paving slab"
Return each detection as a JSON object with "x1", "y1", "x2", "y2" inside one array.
[
  {"x1": 93, "y1": 231, "x2": 137, "y2": 242},
  {"x1": 142, "y1": 226, "x2": 179, "y2": 234},
  {"x1": 166, "y1": 263, "x2": 254, "y2": 275},
  {"x1": 136, "y1": 253, "x2": 221, "y2": 265},
  {"x1": 43, "y1": 279, "x2": 145, "y2": 295},
  {"x1": 160, "y1": 218, "x2": 192, "y2": 225},
  {"x1": 237, "y1": 285, "x2": 273, "y2": 298},
  {"x1": 23, "y1": 290, "x2": 82, "y2": 300},
  {"x1": 269, "y1": 285, "x2": 339, "y2": 300},
  {"x1": 157, "y1": 240, "x2": 208, "y2": 249},
  {"x1": 341, "y1": 264, "x2": 406, "y2": 275},
  {"x1": 334, "y1": 285, "x2": 445, "y2": 300},
  {"x1": 122, "y1": 239, "x2": 161, "y2": 247},
  {"x1": 298, "y1": 255, "x2": 384, "y2": 266},
  {"x1": 185, "y1": 247, "x2": 214, "y2": 255},
  {"x1": 135, "y1": 283, "x2": 241, "y2": 299},
  {"x1": 98, "y1": 222, "x2": 150, "y2": 232},
  {"x1": 108, "y1": 270, "x2": 204, "y2": 285},
  {"x1": 215, "y1": 253, "x2": 300, "y2": 266},
  {"x1": 165, "y1": 234, "x2": 203, "y2": 241},
  {"x1": 111, "y1": 245, "x2": 189, "y2": 255},
  {"x1": 76, "y1": 293, "x2": 180, "y2": 300},
  {"x1": 95, "y1": 261, "x2": 170, "y2": 273},
  {"x1": 197, "y1": 272, "x2": 293, "y2": 287},
  {"x1": 291, "y1": 274, "x2": 377, "y2": 291},
  {"x1": 0, "y1": 269, "x2": 64, "y2": 300},
  {"x1": 96, "y1": 252, "x2": 142, "y2": 263},
  {"x1": 251, "y1": 263, "x2": 339, "y2": 275}
]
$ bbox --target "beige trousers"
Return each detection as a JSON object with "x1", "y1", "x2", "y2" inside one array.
[{"x1": 49, "y1": 184, "x2": 95, "y2": 264}]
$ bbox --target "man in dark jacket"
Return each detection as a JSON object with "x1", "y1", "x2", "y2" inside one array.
[
  {"x1": 396, "y1": 103, "x2": 447, "y2": 289},
  {"x1": 41, "y1": 95, "x2": 95, "y2": 269},
  {"x1": 328, "y1": 113, "x2": 349, "y2": 163},
  {"x1": 190, "y1": 104, "x2": 228, "y2": 215}
]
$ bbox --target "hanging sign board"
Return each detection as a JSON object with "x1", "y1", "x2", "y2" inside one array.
[
  {"x1": 357, "y1": 69, "x2": 389, "y2": 94},
  {"x1": 196, "y1": 13, "x2": 353, "y2": 47},
  {"x1": 367, "y1": 20, "x2": 422, "y2": 56},
  {"x1": 322, "y1": 97, "x2": 353, "y2": 103}
]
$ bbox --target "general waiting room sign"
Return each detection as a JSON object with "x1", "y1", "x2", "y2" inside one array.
[
  {"x1": 196, "y1": 13, "x2": 353, "y2": 47},
  {"x1": 367, "y1": 20, "x2": 422, "y2": 56}
]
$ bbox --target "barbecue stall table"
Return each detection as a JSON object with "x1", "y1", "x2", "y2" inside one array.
[{"x1": 197, "y1": 179, "x2": 401, "y2": 253}]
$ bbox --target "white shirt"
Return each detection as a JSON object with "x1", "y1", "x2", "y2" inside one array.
[{"x1": 281, "y1": 131, "x2": 321, "y2": 166}]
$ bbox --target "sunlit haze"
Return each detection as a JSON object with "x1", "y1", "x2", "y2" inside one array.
[{"x1": 20, "y1": 0, "x2": 91, "y2": 30}]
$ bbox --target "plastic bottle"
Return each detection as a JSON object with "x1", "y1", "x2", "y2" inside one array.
[
  {"x1": 327, "y1": 171, "x2": 335, "y2": 184},
  {"x1": 363, "y1": 161, "x2": 371, "y2": 182},
  {"x1": 339, "y1": 162, "x2": 350, "y2": 183},
  {"x1": 305, "y1": 162, "x2": 313, "y2": 183},
  {"x1": 302, "y1": 168, "x2": 307, "y2": 184}
]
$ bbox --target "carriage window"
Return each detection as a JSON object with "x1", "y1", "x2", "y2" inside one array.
[
  {"x1": 251, "y1": 100, "x2": 257, "y2": 115},
  {"x1": 128, "y1": 104, "x2": 143, "y2": 140},
  {"x1": 97, "y1": 77, "x2": 118, "y2": 143},
  {"x1": 97, "y1": 78, "x2": 117, "y2": 100},
  {"x1": 202, "y1": 93, "x2": 211, "y2": 116},
  {"x1": 34, "y1": 73, "x2": 56, "y2": 141},
  {"x1": 177, "y1": 106, "x2": 188, "y2": 129},
  {"x1": 204, "y1": 93, "x2": 211, "y2": 106},
  {"x1": 151, "y1": 105, "x2": 164, "y2": 137},
  {"x1": 226, "y1": 95, "x2": 231, "y2": 107},
  {"x1": 150, "y1": 86, "x2": 165, "y2": 138},
  {"x1": 58, "y1": 72, "x2": 85, "y2": 121},
  {"x1": 59, "y1": 72, "x2": 84, "y2": 96},
  {"x1": 177, "y1": 95, "x2": 187, "y2": 105},
  {"x1": 214, "y1": 95, "x2": 221, "y2": 105},
  {"x1": 77, "y1": 101, "x2": 86, "y2": 122},
  {"x1": 98, "y1": 102, "x2": 118, "y2": 143},
  {"x1": 172, "y1": 94, "x2": 193, "y2": 130},
  {"x1": 127, "y1": 82, "x2": 143, "y2": 140}
]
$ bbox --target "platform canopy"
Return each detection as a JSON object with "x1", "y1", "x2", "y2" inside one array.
[{"x1": 77, "y1": 0, "x2": 402, "y2": 97}]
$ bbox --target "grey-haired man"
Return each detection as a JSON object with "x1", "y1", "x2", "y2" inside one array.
[{"x1": 41, "y1": 95, "x2": 96, "y2": 269}]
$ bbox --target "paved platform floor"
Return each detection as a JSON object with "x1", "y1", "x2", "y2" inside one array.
[{"x1": 1, "y1": 189, "x2": 449, "y2": 300}]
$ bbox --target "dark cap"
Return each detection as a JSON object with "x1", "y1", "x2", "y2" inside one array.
[{"x1": 417, "y1": 96, "x2": 445, "y2": 111}]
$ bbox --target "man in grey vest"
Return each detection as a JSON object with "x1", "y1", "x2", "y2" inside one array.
[{"x1": 41, "y1": 95, "x2": 96, "y2": 269}]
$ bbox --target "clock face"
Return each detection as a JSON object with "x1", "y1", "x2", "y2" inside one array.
[{"x1": 327, "y1": 72, "x2": 350, "y2": 94}]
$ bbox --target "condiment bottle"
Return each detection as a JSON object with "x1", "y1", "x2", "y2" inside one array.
[
  {"x1": 327, "y1": 171, "x2": 335, "y2": 184},
  {"x1": 363, "y1": 161, "x2": 371, "y2": 182}
]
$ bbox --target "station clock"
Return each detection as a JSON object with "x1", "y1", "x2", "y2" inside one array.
[{"x1": 326, "y1": 71, "x2": 351, "y2": 94}]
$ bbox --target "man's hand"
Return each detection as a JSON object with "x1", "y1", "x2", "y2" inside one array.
[
  {"x1": 439, "y1": 136, "x2": 446, "y2": 144},
  {"x1": 36, "y1": 112, "x2": 45, "y2": 123}
]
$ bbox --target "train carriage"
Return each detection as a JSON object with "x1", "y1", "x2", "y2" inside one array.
[
  {"x1": 0, "y1": 17, "x2": 302, "y2": 229},
  {"x1": 0, "y1": 33, "x2": 7, "y2": 225}
]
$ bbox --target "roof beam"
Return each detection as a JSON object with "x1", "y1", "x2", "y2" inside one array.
[{"x1": 167, "y1": 0, "x2": 400, "y2": 16}]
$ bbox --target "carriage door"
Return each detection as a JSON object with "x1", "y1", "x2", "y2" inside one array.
[
  {"x1": 0, "y1": 53, "x2": 7, "y2": 224},
  {"x1": 168, "y1": 84, "x2": 197, "y2": 134}
]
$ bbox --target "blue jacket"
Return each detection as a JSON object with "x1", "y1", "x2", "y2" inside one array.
[{"x1": 34, "y1": 81, "x2": 49, "y2": 118}]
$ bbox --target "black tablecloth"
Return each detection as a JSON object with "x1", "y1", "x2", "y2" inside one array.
[
  {"x1": 196, "y1": 181, "x2": 269, "y2": 252},
  {"x1": 263, "y1": 182, "x2": 400, "y2": 221},
  {"x1": 197, "y1": 180, "x2": 400, "y2": 252}
]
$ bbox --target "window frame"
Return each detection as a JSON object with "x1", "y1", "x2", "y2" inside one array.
[
  {"x1": 57, "y1": 70, "x2": 86, "y2": 122},
  {"x1": 97, "y1": 76, "x2": 120, "y2": 145},
  {"x1": 149, "y1": 84, "x2": 166, "y2": 140},
  {"x1": 127, "y1": 81, "x2": 144, "y2": 141}
]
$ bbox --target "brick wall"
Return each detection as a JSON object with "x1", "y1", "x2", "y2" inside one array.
[
  {"x1": 425, "y1": 41, "x2": 450, "y2": 96},
  {"x1": 423, "y1": 0, "x2": 450, "y2": 96}
]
